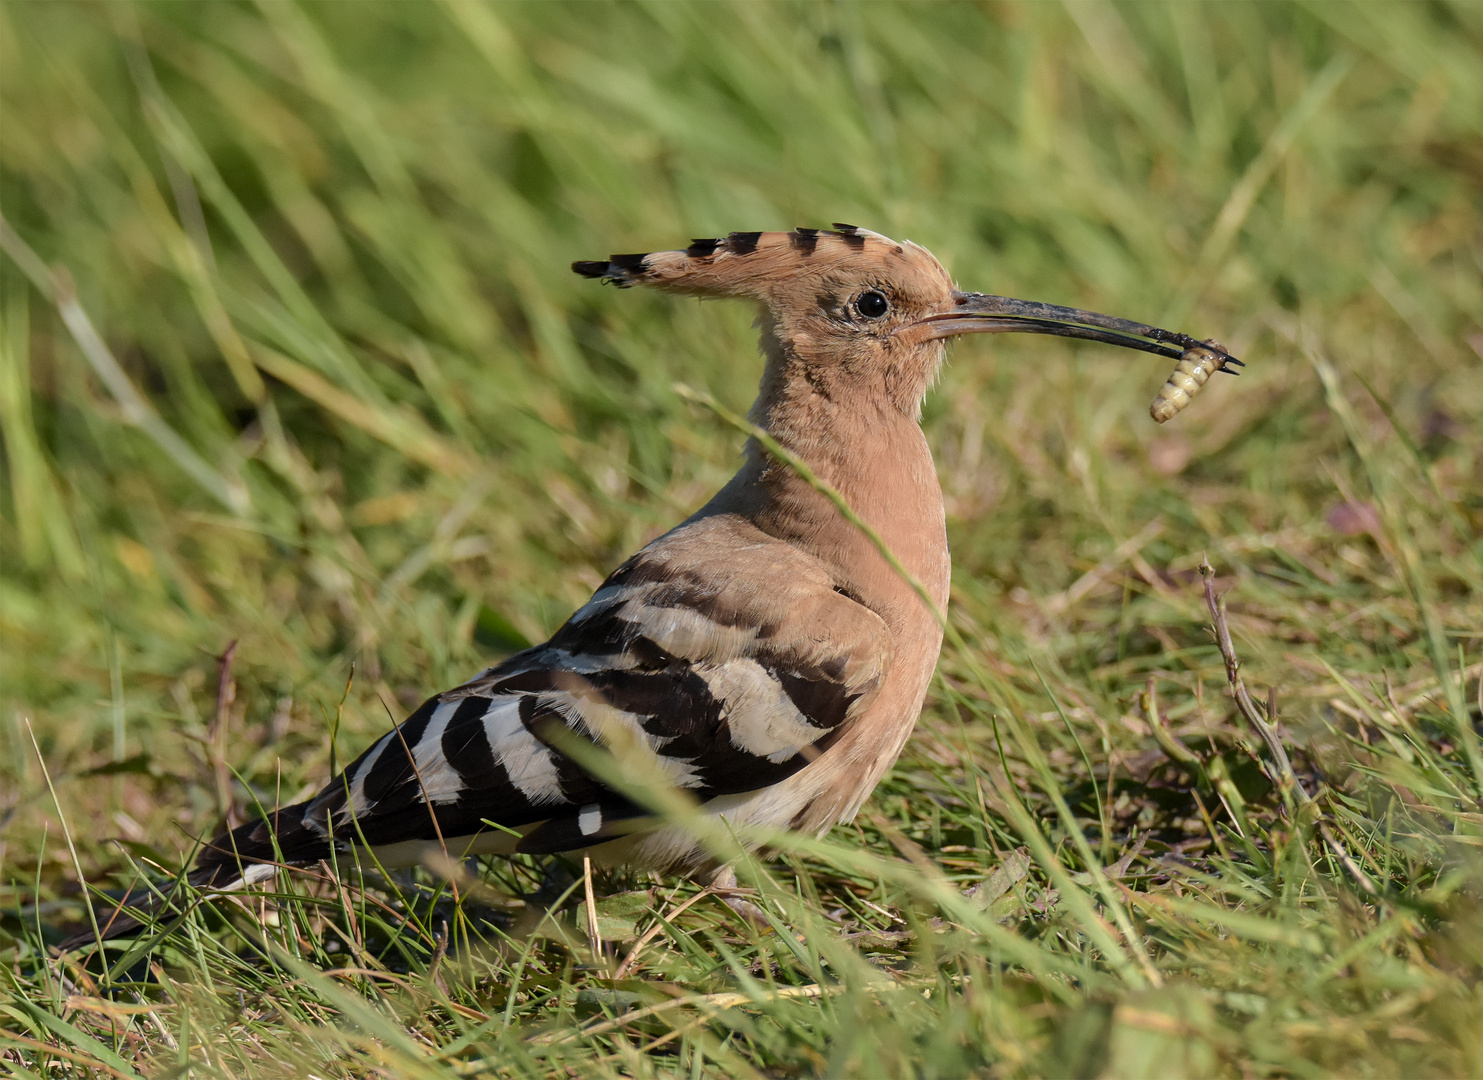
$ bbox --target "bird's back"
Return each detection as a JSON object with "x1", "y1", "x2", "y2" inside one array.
[{"x1": 190, "y1": 503, "x2": 926, "y2": 887}]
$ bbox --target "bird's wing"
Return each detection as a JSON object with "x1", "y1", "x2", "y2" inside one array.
[{"x1": 292, "y1": 518, "x2": 893, "y2": 858}]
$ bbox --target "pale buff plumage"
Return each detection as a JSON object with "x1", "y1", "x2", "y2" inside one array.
[
  {"x1": 73, "y1": 225, "x2": 1239, "y2": 946},
  {"x1": 596, "y1": 230, "x2": 956, "y2": 845}
]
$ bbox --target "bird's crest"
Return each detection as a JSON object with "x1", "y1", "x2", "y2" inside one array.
[{"x1": 573, "y1": 224, "x2": 941, "y2": 302}]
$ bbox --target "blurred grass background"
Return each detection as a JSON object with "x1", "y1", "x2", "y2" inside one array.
[{"x1": 2, "y1": 1, "x2": 1481, "y2": 1076}]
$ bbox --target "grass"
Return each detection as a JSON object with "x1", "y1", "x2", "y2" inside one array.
[{"x1": 2, "y1": 0, "x2": 1481, "y2": 1075}]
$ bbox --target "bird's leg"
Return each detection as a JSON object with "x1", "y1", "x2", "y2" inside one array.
[{"x1": 707, "y1": 864, "x2": 769, "y2": 927}]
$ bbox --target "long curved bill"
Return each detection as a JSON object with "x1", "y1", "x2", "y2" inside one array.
[{"x1": 909, "y1": 291, "x2": 1244, "y2": 371}]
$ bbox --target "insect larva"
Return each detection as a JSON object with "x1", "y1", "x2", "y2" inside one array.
[{"x1": 1150, "y1": 340, "x2": 1230, "y2": 423}]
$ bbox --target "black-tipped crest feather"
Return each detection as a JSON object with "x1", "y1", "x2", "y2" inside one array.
[{"x1": 725, "y1": 231, "x2": 761, "y2": 255}]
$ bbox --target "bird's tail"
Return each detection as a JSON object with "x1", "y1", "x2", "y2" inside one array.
[{"x1": 60, "y1": 803, "x2": 331, "y2": 951}]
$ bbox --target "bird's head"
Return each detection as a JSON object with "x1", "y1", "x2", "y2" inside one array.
[{"x1": 574, "y1": 225, "x2": 1239, "y2": 419}]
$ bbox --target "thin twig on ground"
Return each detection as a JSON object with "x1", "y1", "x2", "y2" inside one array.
[
  {"x1": 582, "y1": 856, "x2": 603, "y2": 969},
  {"x1": 1199, "y1": 558, "x2": 1311, "y2": 805},
  {"x1": 613, "y1": 887, "x2": 716, "y2": 980},
  {"x1": 1198, "y1": 561, "x2": 1379, "y2": 894}
]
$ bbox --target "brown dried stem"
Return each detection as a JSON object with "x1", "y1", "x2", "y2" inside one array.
[
  {"x1": 1197, "y1": 563, "x2": 1381, "y2": 891},
  {"x1": 1198, "y1": 559, "x2": 1311, "y2": 805}
]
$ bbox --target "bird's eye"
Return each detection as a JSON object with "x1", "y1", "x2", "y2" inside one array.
[{"x1": 854, "y1": 291, "x2": 890, "y2": 320}]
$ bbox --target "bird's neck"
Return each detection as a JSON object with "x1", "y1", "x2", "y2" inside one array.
[{"x1": 716, "y1": 366, "x2": 951, "y2": 632}]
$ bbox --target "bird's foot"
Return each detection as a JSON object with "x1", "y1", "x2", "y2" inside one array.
[{"x1": 707, "y1": 865, "x2": 770, "y2": 928}]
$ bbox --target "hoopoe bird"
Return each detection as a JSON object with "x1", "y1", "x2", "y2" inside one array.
[{"x1": 75, "y1": 225, "x2": 1238, "y2": 945}]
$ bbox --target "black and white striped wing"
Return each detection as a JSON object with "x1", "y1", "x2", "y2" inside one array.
[{"x1": 298, "y1": 547, "x2": 893, "y2": 859}]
